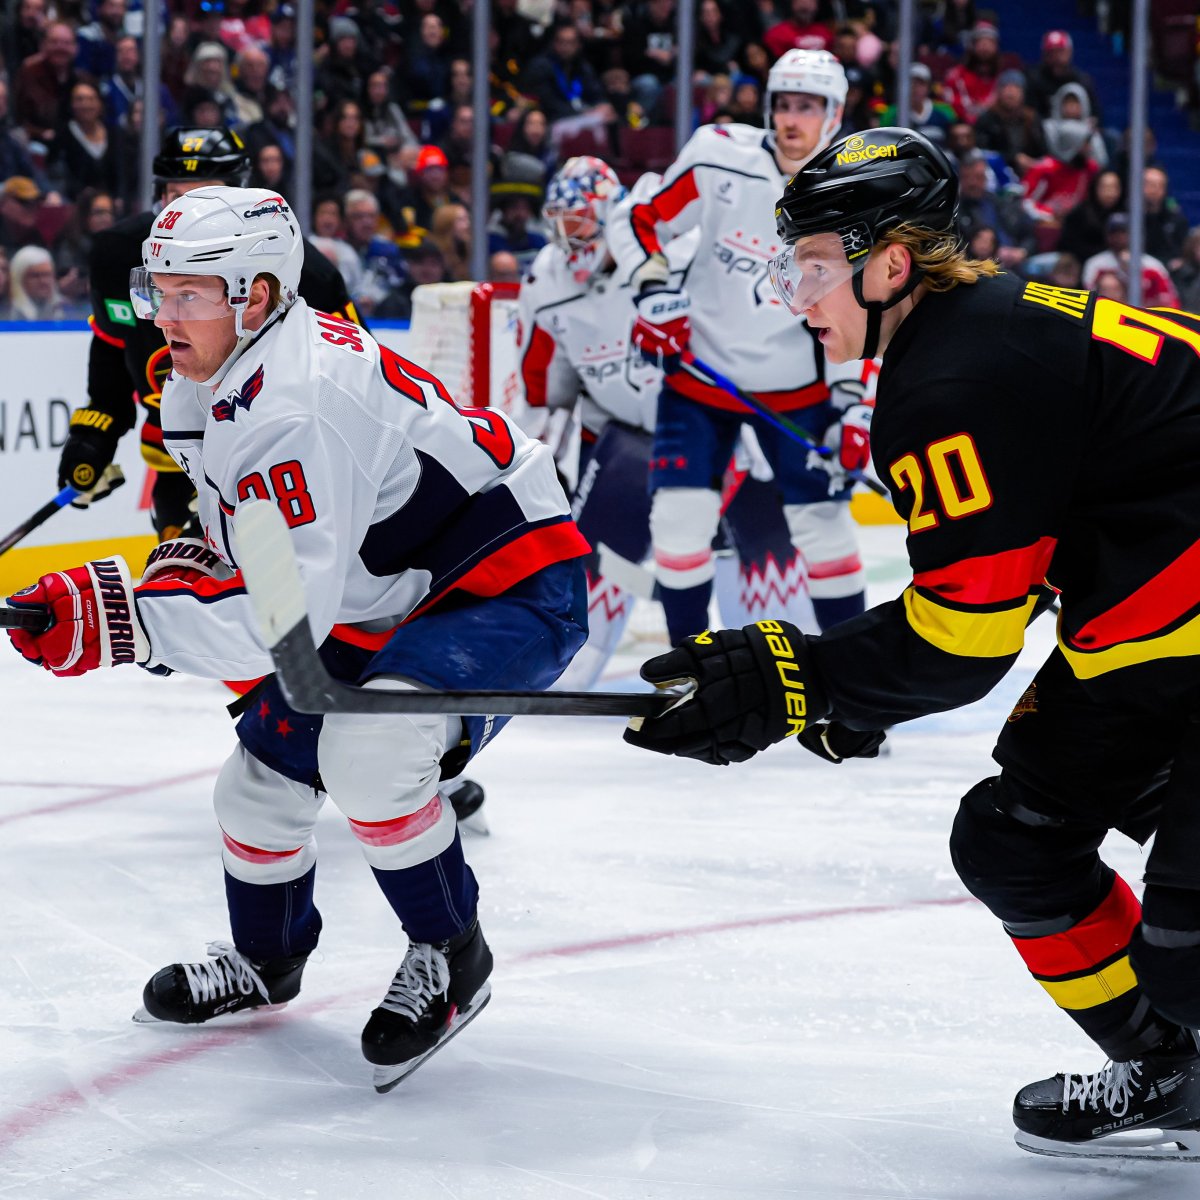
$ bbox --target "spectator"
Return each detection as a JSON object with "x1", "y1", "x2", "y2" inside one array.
[
  {"x1": 2, "y1": 0, "x2": 48, "y2": 84},
  {"x1": 0, "y1": 248, "x2": 13, "y2": 319},
  {"x1": 1048, "y1": 83, "x2": 1107, "y2": 166},
  {"x1": 400, "y1": 143, "x2": 452, "y2": 232},
  {"x1": 428, "y1": 202, "x2": 470, "y2": 282},
  {"x1": 250, "y1": 142, "x2": 289, "y2": 192},
  {"x1": 405, "y1": 12, "x2": 453, "y2": 108},
  {"x1": 0, "y1": 177, "x2": 46, "y2": 258},
  {"x1": 0, "y1": 80, "x2": 40, "y2": 186},
  {"x1": 102, "y1": 36, "x2": 178, "y2": 132},
  {"x1": 342, "y1": 187, "x2": 407, "y2": 316},
  {"x1": 1025, "y1": 30, "x2": 1100, "y2": 122},
  {"x1": 243, "y1": 87, "x2": 298, "y2": 171},
  {"x1": 363, "y1": 68, "x2": 419, "y2": 161},
  {"x1": 974, "y1": 70, "x2": 1046, "y2": 177},
  {"x1": 9, "y1": 245, "x2": 66, "y2": 320},
  {"x1": 312, "y1": 194, "x2": 346, "y2": 240},
  {"x1": 1048, "y1": 251, "x2": 1083, "y2": 288},
  {"x1": 494, "y1": 0, "x2": 544, "y2": 83},
  {"x1": 266, "y1": 3, "x2": 298, "y2": 94},
  {"x1": 438, "y1": 104, "x2": 478, "y2": 192},
  {"x1": 956, "y1": 149, "x2": 1035, "y2": 267},
  {"x1": 1092, "y1": 267, "x2": 1125, "y2": 301},
  {"x1": 162, "y1": 15, "x2": 195, "y2": 101},
  {"x1": 696, "y1": 0, "x2": 743, "y2": 78},
  {"x1": 489, "y1": 249, "x2": 522, "y2": 284},
  {"x1": 1142, "y1": 167, "x2": 1189, "y2": 270},
  {"x1": 968, "y1": 223, "x2": 999, "y2": 263},
  {"x1": 1057, "y1": 168, "x2": 1124, "y2": 265},
  {"x1": 622, "y1": 0, "x2": 678, "y2": 122},
  {"x1": 503, "y1": 108, "x2": 556, "y2": 191},
  {"x1": 317, "y1": 99, "x2": 374, "y2": 191},
  {"x1": 316, "y1": 15, "x2": 369, "y2": 114},
  {"x1": 49, "y1": 81, "x2": 118, "y2": 201},
  {"x1": 370, "y1": 237, "x2": 445, "y2": 319},
  {"x1": 922, "y1": 0, "x2": 977, "y2": 51},
  {"x1": 423, "y1": 57, "x2": 474, "y2": 145},
  {"x1": 1022, "y1": 89, "x2": 1099, "y2": 226},
  {"x1": 520, "y1": 21, "x2": 612, "y2": 127},
  {"x1": 729, "y1": 76, "x2": 763, "y2": 126},
  {"x1": 1082, "y1": 214, "x2": 1180, "y2": 306},
  {"x1": 943, "y1": 20, "x2": 1002, "y2": 123},
  {"x1": 1173, "y1": 228, "x2": 1200, "y2": 313},
  {"x1": 487, "y1": 189, "x2": 547, "y2": 273},
  {"x1": 764, "y1": 0, "x2": 834, "y2": 59},
  {"x1": 738, "y1": 41, "x2": 772, "y2": 86},
  {"x1": 835, "y1": 64, "x2": 872, "y2": 136},
  {"x1": 878, "y1": 64, "x2": 957, "y2": 146},
  {"x1": 75, "y1": 0, "x2": 127, "y2": 79},
  {"x1": 182, "y1": 42, "x2": 239, "y2": 128},
  {"x1": 232, "y1": 44, "x2": 271, "y2": 128},
  {"x1": 309, "y1": 233, "x2": 364, "y2": 301},
  {"x1": 15, "y1": 22, "x2": 93, "y2": 145},
  {"x1": 700, "y1": 74, "x2": 735, "y2": 125},
  {"x1": 52, "y1": 185, "x2": 113, "y2": 307}
]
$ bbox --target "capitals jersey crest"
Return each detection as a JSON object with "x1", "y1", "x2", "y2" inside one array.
[{"x1": 212, "y1": 365, "x2": 265, "y2": 423}]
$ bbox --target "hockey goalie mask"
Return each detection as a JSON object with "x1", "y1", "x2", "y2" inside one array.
[
  {"x1": 767, "y1": 232, "x2": 863, "y2": 315},
  {"x1": 543, "y1": 156, "x2": 626, "y2": 284}
]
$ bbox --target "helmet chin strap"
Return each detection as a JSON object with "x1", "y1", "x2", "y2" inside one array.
[
  {"x1": 851, "y1": 264, "x2": 923, "y2": 359},
  {"x1": 198, "y1": 307, "x2": 284, "y2": 389}
]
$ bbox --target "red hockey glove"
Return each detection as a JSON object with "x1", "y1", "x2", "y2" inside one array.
[
  {"x1": 816, "y1": 402, "x2": 875, "y2": 496},
  {"x1": 623, "y1": 620, "x2": 829, "y2": 766},
  {"x1": 6, "y1": 557, "x2": 150, "y2": 676},
  {"x1": 140, "y1": 537, "x2": 231, "y2": 587},
  {"x1": 632, "y1": 288, "x2": 691, "y2": 367}
]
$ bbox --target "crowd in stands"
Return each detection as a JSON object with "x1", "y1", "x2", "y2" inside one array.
[{"x1": 0, "y1": 0, "x2": 1196, "y2": 321}]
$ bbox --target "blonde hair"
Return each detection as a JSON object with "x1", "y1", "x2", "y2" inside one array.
[{"x1": 877, "y1": 221, "x2": 1001, "y2": 291}]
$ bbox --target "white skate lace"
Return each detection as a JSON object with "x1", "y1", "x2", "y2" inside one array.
[
  {"x1": 181, "y1": 940, "x2": 271, "y2": 1007},
  {"x1": 1061, "y1": 1059, "x2": 1143, "y2": 1115},
  {"x1": 378, "y1": 942, "x2": 451, "y2": 1021}
]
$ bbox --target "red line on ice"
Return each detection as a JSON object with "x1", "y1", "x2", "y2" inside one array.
[
  {"x1": 0, "y1": 767, "x2": 218, "y2": 827},
  {"x1": 0, "y1": 894, "x2": 974, "y2": 1150}
]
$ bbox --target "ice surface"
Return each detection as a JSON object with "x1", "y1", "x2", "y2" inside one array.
[{"x1": 1, "y1": 527, "x2": 1193, "y2": 1198}]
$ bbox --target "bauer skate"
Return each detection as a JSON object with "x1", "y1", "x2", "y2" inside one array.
[
  {"x1": 134, "y1": 941, "x2": 308, "y2": 1024},
  {"x1": 361, "y1": 919, "x2": 493, "y2": 1092},
  {"x1": 1013, "y1": 1029, "x2": 1200, "y2": 1161}
]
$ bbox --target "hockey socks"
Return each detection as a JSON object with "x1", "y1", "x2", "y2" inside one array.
[
  {"x1": 371, "y1": 828, "x2": 480, "y2": 944},
  {"x1": 225, "y1": 865, "x2": 322, "y2": 963}
]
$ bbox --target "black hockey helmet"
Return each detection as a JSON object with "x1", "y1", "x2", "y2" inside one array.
[
  {"x1": 775, "y1": 127, "x2": 958, "y2": 259},
  {"x1": 152, "y1": 126, "x2": 251, "y2": 188}
]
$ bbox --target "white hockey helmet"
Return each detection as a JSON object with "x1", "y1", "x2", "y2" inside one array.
[
  {"x1": 131, "y1": 185, "x2": 304, "y2": 337},
  {"x1": 765, "y1": 49, "x2": 848, "y2": 154}
]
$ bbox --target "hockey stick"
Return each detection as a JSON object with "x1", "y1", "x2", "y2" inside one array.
[
  {"x1": 236, "y1": 500, "x2": 683, "y2": 719},
  {"x1": 680, "y1": 352, "x2": 889, "y2": 498},
  {"x1": 0, "y1": 606, "x2": 50, "y2": 631},
  {"x1": 0, "y1": 464, "x2": 126, "y2": 558}
]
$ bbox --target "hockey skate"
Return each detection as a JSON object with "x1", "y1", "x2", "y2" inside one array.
[
  {"x1": 133, "y1": 940, "x2": 308, "y2": 1024},
  {"x1": 361, "y1": 919, "x2": 493, "y2": 1092},
  {"x1": 1013, "y1": 1030, "x2": 1200, "y2": 1161},
  {"x1": 443, "y1": 777, "x2": 488, "y2": 836}
]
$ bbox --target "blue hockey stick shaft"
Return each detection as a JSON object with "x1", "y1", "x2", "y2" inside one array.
[{"x1": 0, "y1": 486, "x2": 81, "y2": 557}]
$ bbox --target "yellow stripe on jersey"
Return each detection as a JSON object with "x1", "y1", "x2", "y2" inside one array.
[
  {"x1": 903, "y1": 588, "x2": 1036, "y2": 658},
  {"x1": 1059, "y1": 609, "x2": 1200, "y2": 679},
  {"x1": 140, "y1": 444, "x2": 180, "y2": 472},
  {"x1": 1035, "y1": 956, "x2": 1138, "y2": 1011}
]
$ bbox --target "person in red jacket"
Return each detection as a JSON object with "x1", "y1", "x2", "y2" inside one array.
[{"x1": 943, "y1": 20, "x2": 1001, "y2": 123}]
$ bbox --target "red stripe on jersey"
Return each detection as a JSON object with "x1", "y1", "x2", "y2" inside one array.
[
  {"x1": 1010, "y1": 875, "x2": 1141, "y2": 977},
  {"x1": 913, "y1": 537, "x2": 1058, "y2": 606},
  {"x1": 520, "y1": 324, "x2": 557, "y2": 409},
  {"x1": 88, "y1": 313, "x2": 126, "y2": 349},
  {"x1": 221, "y1": 830, "x2": 304, "y2": 864},
  {"x1": 384, "y1": 348, "x2": 455, "y2": 405},
  {"x1": 223, "y1": 677, "x2": 264, "y2": 695},
  {"x1": 655, "y1": 547, "x2": 712, "y2": 571},
  {"x1": 136, "y1": 572, "x2": 247, "y2": 599},
  {"x1": 331, "y1": 622, "x2": 395, "y2": 651},
  {"x1": 1069, "y1": 536, "x2": 1200, "y2": 649},
  {"x1": 667, "y1": 369, "x2": 831, "y2": 414},
  {"x1": 347, "y1": 795, "x2": 443, "y2": 846},
  {"x1": 631, "y1": 169, "x2": 699, "y2": 257},
  {"x1": 140, "y1": 419, "x2": 165, "y2": 449},
  {"x1": 807, "y1": 552, "x2": 864, "y2": 580}
]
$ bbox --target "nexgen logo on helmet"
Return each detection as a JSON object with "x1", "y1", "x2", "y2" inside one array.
[{"x1": 836, "y1": 137, "x2": 899, "y2": 166}]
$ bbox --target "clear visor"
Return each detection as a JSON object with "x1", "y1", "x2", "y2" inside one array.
[
  {"x1": 543, "y1": 206, "x2": 601, "y2": 254},
  {"x1": 129, "y1": 266, "x2": 233, "y2": 321},
  {"x1": 767, "y1": 232, "x2": 865, "y2": 316}
]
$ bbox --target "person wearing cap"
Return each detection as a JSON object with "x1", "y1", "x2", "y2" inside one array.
[
  {"x1": 266, "y1": 3, "x2": 297, "y2": 93},
  {"x1": 955, "y1": 148, "x2": 1035, "y2": 267},
  {"x1": 398, "y1": 144, "x2": 452, "y2": 232},
  {"x1": 0, "y1": 175, "x2": 47, "y2": 257},
  {"x1": 1026, "y1": 30, "x2": 1100, "y2": 121},
  {"x1": 316, "y1": 14, "x2": 368, "y2": 114},
  {"x1": 878, "y1": 63, "x2": 957, "y2": 145},
  {"x1": 943, "y1": 19, "x2": 1002, "y2": 123},
  {"x1": 625, "y1": 125, "x2": 1200, "y2": 1162},
  {"x1": 1081, "y1": 211, "x2": 1180, "y2": 307},
  {"x1": 974, "y1": 68, "x2": 1046, "y2": 177}
]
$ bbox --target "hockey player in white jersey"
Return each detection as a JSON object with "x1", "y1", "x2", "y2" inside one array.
[
  {"x1": 5, "y1": 186, "x2": 589, "y2": 1091},
  {"x1": 521, "y1": 157, "x2": 817, "y2": 686},
  {"x1": 607, "y1": 49, "x2": 872, "y2": 645}
]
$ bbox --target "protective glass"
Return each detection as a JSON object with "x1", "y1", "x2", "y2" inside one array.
[
  {"x1": 767, "y1": 231, "x2": 865, "y2": 315},
  {"x1": 543, "y1": 206, "x2": 600, "y2": 254},
  {"x1": 129, "y1": 267, "x2": 232, "y2": 321}
]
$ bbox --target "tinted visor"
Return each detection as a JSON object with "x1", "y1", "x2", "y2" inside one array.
[
  {"x1": 130, "y1": 267, "x2": 232, "y2": 321},
  {"x1": 767, "y1": 232, "x2": 864, "y2": 315}
]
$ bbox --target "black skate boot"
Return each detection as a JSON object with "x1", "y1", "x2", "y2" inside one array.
[
  {"x1": 361, "y1": 919, "x2": 493, "y2": 1092},
  {"x1": 135, "y1": 940, "x2": 309, "y2": 1024},
  {"x1": 1013, "y1": 1028, "x2": 1200, "y2": 1160}
]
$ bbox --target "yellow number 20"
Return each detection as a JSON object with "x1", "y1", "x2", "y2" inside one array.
[{"x1": 889, "y1": 433, "x2": 993, "y2": 534}]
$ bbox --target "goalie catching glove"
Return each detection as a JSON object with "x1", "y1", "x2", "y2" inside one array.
[{"x1": 623, "y1": 620, "x2": 830, "y2": 765}]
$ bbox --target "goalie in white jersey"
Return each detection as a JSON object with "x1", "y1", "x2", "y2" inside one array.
[
  {"x1": 606, "y1": 49, "x2": 873, "y2": 645},
  {"x1": 5, "y1": 186, "x2": 589, "y2": 1091},
  {"x1": 520, "y1": 156, "x2": 817, "y2": 686}
]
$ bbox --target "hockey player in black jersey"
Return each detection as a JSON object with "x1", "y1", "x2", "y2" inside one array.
[
  {"x1": 626, "y1": 127, "x2": 1200, "y2": 1161},
  {"x1": 57, "y1": 126, "x2": 359, "y2": 541}
]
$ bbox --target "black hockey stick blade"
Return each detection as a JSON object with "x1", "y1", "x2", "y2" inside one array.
[
  {"x1": 0, "y1": 605, "x2": 50, "y2": 632},
  {"x1": 235, "y1": 500, "x2": 682, "y2": 719}
]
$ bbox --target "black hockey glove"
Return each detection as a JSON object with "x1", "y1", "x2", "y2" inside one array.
[
  {"x1": 623, "y1": 620, "x2": 828, "y2": 766},
  {"x1": 57, "y1": 409, "x2": 122, "y2": 504},
  {"x1": 797, "y1": 721, "x2": 886, "y2": 763}
]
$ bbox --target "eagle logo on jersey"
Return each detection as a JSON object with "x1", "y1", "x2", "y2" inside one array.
[{"x1": 211, "y1": 365, "x2": 265, "y2": 423}]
